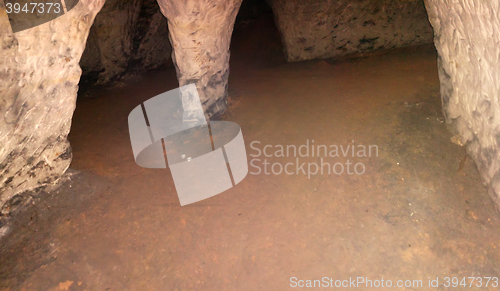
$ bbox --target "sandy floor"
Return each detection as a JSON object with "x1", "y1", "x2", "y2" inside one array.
[{"x1": 1, "y1": 15, "x2": 500, "y2": 291}]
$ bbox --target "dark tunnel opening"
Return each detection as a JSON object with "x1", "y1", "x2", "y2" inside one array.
[
  {"x1": 231, "y1": 0, "x2": 285, "y2": 69},
  {"x1": 77, "y1": 0, "x2": 174, "y2": 97}
]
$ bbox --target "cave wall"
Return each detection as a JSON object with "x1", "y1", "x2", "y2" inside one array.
[
  {"x1": 424, "y1": 0, "x2": 500, "y2": 209},
  {"x1": 0, "y1": 0, "x2": 104, "y2": 212},
  {"x1": 269, "y1": 0, "x2": 434, "y2": 62},
  {"x1": 156, "y1": 0, "x2": 243, "y2": 119},
  {"x1": 80, "y1": 0, "x2": 171, "y2": 85}
]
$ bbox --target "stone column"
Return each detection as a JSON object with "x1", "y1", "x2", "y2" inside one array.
[
  {"x1": 0, "y1": 0, "x2": 104, "y2": 210},
  {"x1": 156, "y1": 0, "x2": 243, "y2": 119},
  {"x1": 424, "y1": 0, "x2": 500, "y2": 209}
]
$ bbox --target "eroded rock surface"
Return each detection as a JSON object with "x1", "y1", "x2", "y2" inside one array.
[
  {"x1": 157, "y1": 0, "x2": 243, "y2": 118},
  {"x1": 425, "y1": 1, "x2": 500, "y2": 209},
  {"x1": 80, "y1": 0, "x2": 171, "y2": 85},
  {"x1": 269, "y1": 0, "x2": 434, "y2": 61},
  {"x1": 0, "y1": 0, "x2": 104, "y2": 211}
]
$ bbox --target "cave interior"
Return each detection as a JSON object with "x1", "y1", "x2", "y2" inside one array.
[{"x1": 1, "y1": 0, "x2": 500, "y2": 289}]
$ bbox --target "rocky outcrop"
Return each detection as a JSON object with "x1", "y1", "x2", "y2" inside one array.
[
  {"x1": 0, "y1": 0, "x2": 104, "y2": 211},
  {"x1": 156, "y1": 0, "x2": 243, "y2": 119},
  {"x1": 425, "y1": 0, "x2": 500, "y2": 210},
  {"x1": 269, "y1": 0, "x2": 434, "y2": 62},
  {"x1": 80, "y1": 0, "x2": 171, "y2": 85}
]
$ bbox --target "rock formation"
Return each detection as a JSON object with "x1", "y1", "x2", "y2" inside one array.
[
  {"x1": 0, "y1": 0, "x2": 104, "y2": 210},
  {"x1": 156, "y1": 0, "x2": 243, "y2": 119},
  {"x1": 269, "y1": 0, "x2": 434, "y2": 61},
  {"x1": 425, "y1": 0, "x2": 500, "y2": 209},
  {"x1": 80, "y1": 0, "x2": 171, "y2": 85}
]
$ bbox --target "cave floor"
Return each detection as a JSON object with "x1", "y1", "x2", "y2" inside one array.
[{"x1": 2, "y1": 18, "x2": 500, "y2": 291}]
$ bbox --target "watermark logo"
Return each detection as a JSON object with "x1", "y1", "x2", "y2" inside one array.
[
  {"x1": 4, "y1": 0, "x2": 80, "y2": 33},
  {"x1": 249, "y1": 140, "x2": 378, "y2": 178},
  {"x1": 128, "y1": 84, "x2": 248, "y2": 206}
]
